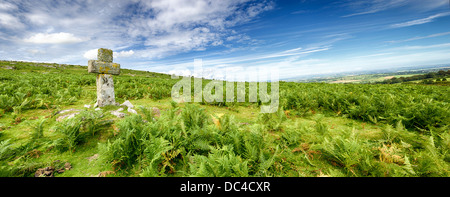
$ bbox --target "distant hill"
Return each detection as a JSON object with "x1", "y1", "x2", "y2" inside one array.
[
  {"x1": 377, "y1": 69, "x2": 450, "y2": 85},
  {"x1": 284, "y1": 64, "x2": 450, "y2": 83},
  {"x1": 0, "y1": 60, "x2": 172, "y2": 79}
]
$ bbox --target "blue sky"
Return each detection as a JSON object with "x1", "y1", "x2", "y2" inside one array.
[{"x1": 1, "y1": 0, "x2": 450, "y2": 80}]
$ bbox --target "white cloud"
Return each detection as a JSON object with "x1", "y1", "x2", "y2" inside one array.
[
  {"x1": 390, "y1": 12, "x2": 450, "y2": 28},
  {"x1": 342, "y1": 0, "x2": 449, "y2": 17},
  {"x1": 247, "y1": 1, "x2": 274, "y2": 17},
  {"x1": 387, "y1": 31, "x2": 450, "y2": 44},
  {"x1": 125, "y1": 0, "x2": 274, "y2": 58},
  {"x1": 0, "y1": 0, "x2": 274, "y2": 64},
  {"x1": 114, "y1": 50, "x2": 135, "y2": 58},
  {"x1": 168, "y1": 69, "x2": 192, "y2": 77},
  {"x1": 83, "y1": 49, "x2": 98, "y2": 60},
  {"x1": 0, "y1": 1, "x2": 18, "y2": 10},
  {"x1": 28, "y1": 49, "x2": 45, "y2": 55},
  {"x1": 24, "y1": 32, "x2": 89, "y2": 44},
  {"x1": 388, "y1": 43, "x2": 450, "y2": 51},
  {"x1": 84, "y1": 49, "x2": 135, "y2": 60},
  {"x1": 0, "y1": 13, "x2": 24, "y2": 29},
  {"x1": 342, "y1": 0, "x2": 409, "y2": 17}
]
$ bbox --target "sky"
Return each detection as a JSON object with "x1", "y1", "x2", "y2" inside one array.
[{"x1": 1, "y1": 0, "x2": 450, "y2": 80}]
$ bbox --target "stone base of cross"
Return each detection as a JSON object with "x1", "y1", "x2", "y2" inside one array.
[{"x1": 88, "y1": 48, "x2": 120, "y2": 107}]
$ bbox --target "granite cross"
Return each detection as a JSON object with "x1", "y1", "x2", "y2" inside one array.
[{"x1": 88, "y1": 48, "x2": 120, "y2": 107}]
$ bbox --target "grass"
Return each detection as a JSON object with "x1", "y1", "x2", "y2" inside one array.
[
  {"x1": 1, "y1": 98, "x2": 449, "y2": 177},
  {"x1": 0, "y1": 97, "x2": 386, "y2": 177},
  {"x1": 0, "y1": 60, "x2": 448, "y2": 177}
]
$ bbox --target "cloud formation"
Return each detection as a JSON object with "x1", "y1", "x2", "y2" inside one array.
[
  {"x1": 122, "y1": 0, "x2": 274, "y2": 58},
  {"x1": 342, "y1": 0, "x2": 448, "y2": 17},
  {"x1": 342, "y1": 0, "x2": 409, "y2": 17},
  {"x1": 390, "y1": 12, "x2": 450, "y2": 28},
  {"x1": 0, "y1": 0, "x2": 274, "y2": 64},
  {"x1": 24, "y1": 32, "x2": 89, "y2": 44}
]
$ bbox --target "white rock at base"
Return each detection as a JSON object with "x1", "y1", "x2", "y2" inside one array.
[
  {"x1": 56, "y1": 112, "x2": 80, "y2": 122},
  {"x1": 111, "y1": 111, "x2": 125, "y2": 118},
  {"x1": 121, "y1": 100, "x2": 134, "y2": 109},
  {"x1": 128, "y1": 108, "x2": 137, "y2": 114}
]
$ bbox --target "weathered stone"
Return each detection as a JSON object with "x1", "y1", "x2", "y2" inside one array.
[
  {"x1": 55, "y1": 109, "x2": 81, "y2": 122},
  {"x1": 96, "y1": 74, "x2": 116, "y2": 107},
  {"x1": 89, "y1": 48, "x2": 121, "y2": 108},
  {"x1": 98, "y1": 48, "x2": 113, "y2": 63},
  {"x1": 88, "y1": 60, "x2": 120, "y2": 75},
  {"x1": 86, "y1": 154, "x2": 99, "y2": 162},
  {"x1": 54, "y1": 108, "x2": 80, "y2": 116},
  {"x1": 111, "y1": 110, "x2": 125, "y2": 118},
  {"x1": 121, "y1": 100, "x2": 134, "y2": 109},
  {"x1": 56, "y1": 112, "x2": 80, "y2": 122},
  {"x1": 128, "y1": 108, "x2": 137, "y2": 114}
]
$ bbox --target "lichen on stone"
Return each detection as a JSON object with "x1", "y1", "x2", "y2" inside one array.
[{"x1": 98, "y1": 48, "x2": 113, "y2": 63}]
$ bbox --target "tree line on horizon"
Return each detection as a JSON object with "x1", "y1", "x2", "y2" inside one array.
[{"x1": 378, "y1": 70, "x2": 450, "y2": 84}]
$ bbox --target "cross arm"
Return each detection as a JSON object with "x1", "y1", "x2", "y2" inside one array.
[{"x1": 88, "y1": 60, "x2": 120, "y2": 75}]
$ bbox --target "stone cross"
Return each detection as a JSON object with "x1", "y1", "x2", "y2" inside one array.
[{"x1": 88, "y1": 48, "x2": 120, "y2": 107}]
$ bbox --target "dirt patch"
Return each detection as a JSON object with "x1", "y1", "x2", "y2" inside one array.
[
  {"x1": 96, "y1": 171, "x2": 115, "y2": 177},
  {"x1": 34, "y1": 161, "x2": 72, "y2": 177}
]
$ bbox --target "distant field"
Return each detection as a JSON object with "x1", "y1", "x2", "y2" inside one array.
[
  {"x1": 300, "y1": 66, "x2": 450, "y2": 84},
  {"x1": 328, "y1": 74, "x2": 417, "y2": 84}
]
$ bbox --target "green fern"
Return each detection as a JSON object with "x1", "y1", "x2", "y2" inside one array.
[
  {"x1": 54, "y1": 118, "x2": 82, "y2": 153},
  {"x1": 188, "y1": 146, "x2": 249, "y2": 177},
  {"x1": 0, "y1": 139, "x2": 12, "y2": 161},
  {"x1": 31, "y1": 118, "x2": 46, "y2": 140},
  {"x1": 181, "y1": 104, "x2": 209, "y2": 130},
  {"x1": 140, "y1": 137, "x2": 174, "y2": 177},
  {"x1": 100, "y1": 115, "x2": 151, "y2": 170},
  {"x1": 320, "y1": 133, "x2": 374, "y2": 176},
  {"x1": 138, "y1": 105, "x2": 155, "y2": 123},
  {"x1": 257, "y1": 107, "x2": 286, "y2": 131}
]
